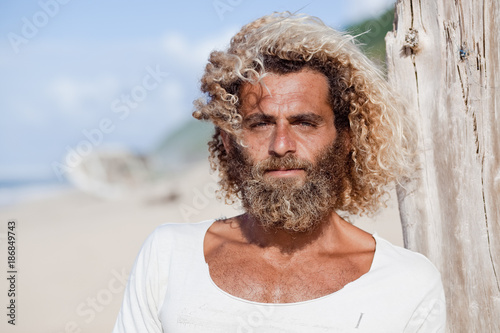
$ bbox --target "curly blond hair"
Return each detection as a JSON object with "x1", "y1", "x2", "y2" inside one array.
[{"x1": 193, "y1": 12, "x2": 416, "y2": 215}]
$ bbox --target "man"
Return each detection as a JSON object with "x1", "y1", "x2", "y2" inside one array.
[{"x1": 113, "y1": 12, "x2": 446, "y2": 332}]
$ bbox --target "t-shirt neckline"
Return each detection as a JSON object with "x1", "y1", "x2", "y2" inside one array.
[{"x1": 199, "y1": 219, "x2": 380, "y2": 306}]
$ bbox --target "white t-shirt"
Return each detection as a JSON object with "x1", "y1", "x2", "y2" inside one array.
[{"x1": 113, "y1": 220, "x2": 446, "y2": 332}]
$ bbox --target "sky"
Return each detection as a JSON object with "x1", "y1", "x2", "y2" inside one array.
[{"x1": 0, "y1": 0, "x2": 396, "y2": 185}]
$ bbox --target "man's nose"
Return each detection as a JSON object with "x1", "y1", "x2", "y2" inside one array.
[{"x1": 268, "y1": 123, "x2": 296, "y2": 157}]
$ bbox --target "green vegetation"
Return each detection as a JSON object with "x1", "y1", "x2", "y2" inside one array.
[
  {"x1": 151, "y1": 118, "x2": 214, "y2": 172},
  {"x1": 345, "y1": 7, "x2": 395, "y2": 69}
]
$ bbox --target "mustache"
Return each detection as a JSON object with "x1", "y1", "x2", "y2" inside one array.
[{"x1": 251, "y1": 155, "x2": 314, "y2": 178}]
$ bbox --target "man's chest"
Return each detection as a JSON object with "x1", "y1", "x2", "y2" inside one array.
[{"x1": 206, "y1": 248, "x2": 366, "y2": 303}]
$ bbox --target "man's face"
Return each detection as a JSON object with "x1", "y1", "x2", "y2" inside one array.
[
  {"x1": 222, "y1": 69, "x2": 349, "y2": 232},
  {"x1": 236, "y1": 69, "x2": 338, "y2": 183}
]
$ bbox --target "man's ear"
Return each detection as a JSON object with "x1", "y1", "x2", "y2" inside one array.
[
  {"x1": 339, "y1": 129, "x2": 352, "y2": 154},
  {"x1": 220, "y1": 129, "x2": 232, "y2": 154},
  {"x1": 344, "y1": 130, "x2": 352, "y2": 150}
]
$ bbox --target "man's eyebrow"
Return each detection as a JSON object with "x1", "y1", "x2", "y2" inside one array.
[
  {"x1": 243, "y1": 113, "x2": 275, "y2": 123},
  {"x1": 287, "y1": 113, "x2": 325, "y2": 123}
]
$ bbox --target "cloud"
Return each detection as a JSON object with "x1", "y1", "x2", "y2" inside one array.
[
  {"x1": 344, "y1": 0, "x2": 395, "y2": 25},
  {"x1": 46, "y1": 75, "x2": 121, "y2": 116},
  {"x1": 162, "y1": 27, "x2": 238, "y2": 70},
  {"x1": 156, "y1": 28, "x2": 242, "y2": 128}
]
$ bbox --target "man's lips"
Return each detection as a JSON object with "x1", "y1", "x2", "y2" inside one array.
[{"x1": 264, "y1": 168, "x2": 305, "y2": 177}]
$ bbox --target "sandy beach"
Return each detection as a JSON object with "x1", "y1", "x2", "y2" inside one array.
[{"x1": 0, "y1": 160, "x2": 403, "y2": 333}]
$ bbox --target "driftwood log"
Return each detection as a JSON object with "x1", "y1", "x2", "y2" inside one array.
[{"x1": 385, "y1": 0, "x2": 499, "y2": 331}]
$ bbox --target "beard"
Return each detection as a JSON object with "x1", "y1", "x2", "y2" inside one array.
[{"x1": 226, "y1": 137, "x2": 349, "y2": 233}]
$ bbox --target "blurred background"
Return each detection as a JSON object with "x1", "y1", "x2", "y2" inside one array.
[{"x1": 0, "y1": 0, "x2": 398, "y2": 332}]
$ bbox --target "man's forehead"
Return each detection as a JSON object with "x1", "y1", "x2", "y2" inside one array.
[
  {"x1": 241, "y1": 69, "x2": 328, "y2": 92},
  {"x1": 240, "y1": 89, "x2": 312, "y2": 110},
  {"x1": 238, "y1": 70, "x2": 331, "y2": 115}
]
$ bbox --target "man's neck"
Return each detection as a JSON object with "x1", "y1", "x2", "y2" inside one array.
[{"x1": 236, "y1": 212, "x2": 348, "y2": 255}]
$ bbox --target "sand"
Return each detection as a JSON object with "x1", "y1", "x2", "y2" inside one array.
[{"x1": 0, "y1": 160, "x2": 403, "y2": 333}]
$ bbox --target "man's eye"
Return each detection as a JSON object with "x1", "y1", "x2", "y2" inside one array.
[
  {"x1": 250, "y1": 122, "x2": 270, "y2": 128},
  {"x1": 298, "y1": 122, "x2": 316, "y2": 127}
]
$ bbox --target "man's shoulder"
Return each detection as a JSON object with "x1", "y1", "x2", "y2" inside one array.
[
  {"x1": 143, "y1": 219, "x2": 216, "y2": 253},
  {"x1": 372, "y1": 235, "x2": 442, "y2": 286},
  {"x1": 152, "y1": 219, "x2": 216, "y2": 237}
]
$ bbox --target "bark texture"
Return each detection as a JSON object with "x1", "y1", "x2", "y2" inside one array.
[{"x1": 385, "y1": 0, "x2": 500, "y2": 331}]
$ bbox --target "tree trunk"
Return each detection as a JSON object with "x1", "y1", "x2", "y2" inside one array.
[{"x1": 385, "y1": 0, "x2": 500, "y2": 331}]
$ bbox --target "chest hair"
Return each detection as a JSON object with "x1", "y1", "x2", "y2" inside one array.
[{"x1": 207, "y1": 244, "x2": 364, "y2": 303}]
